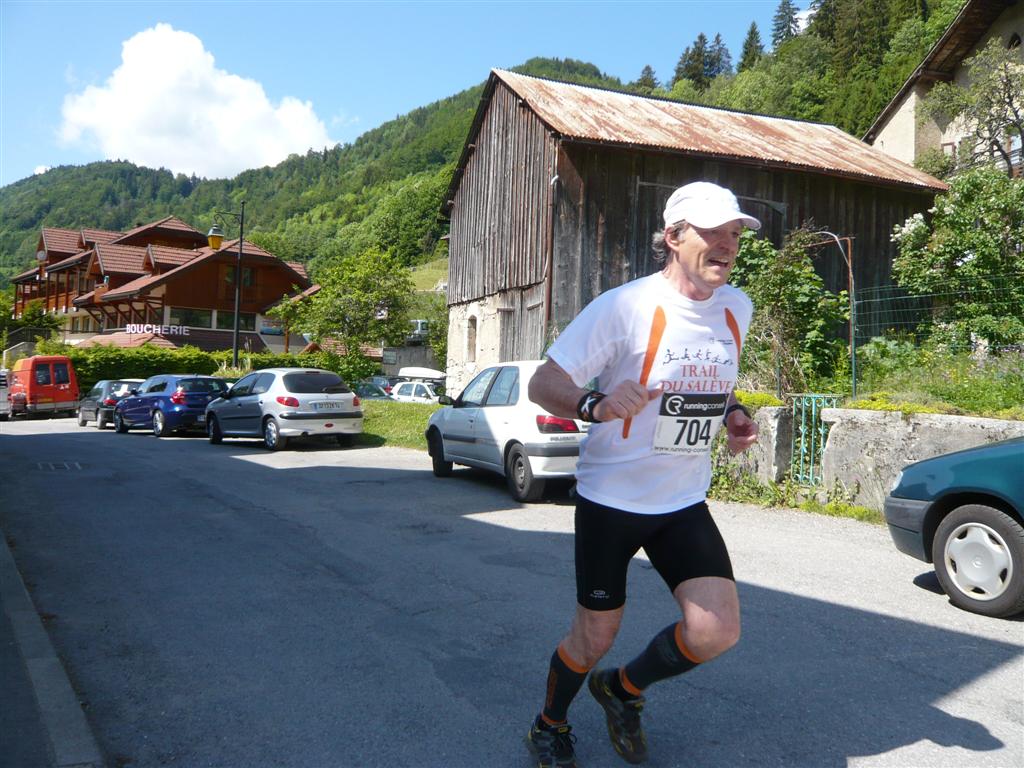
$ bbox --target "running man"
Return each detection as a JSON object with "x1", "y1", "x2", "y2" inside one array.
[{"x1": 524, "y1": 181, "x2": 761, "y2": 767}]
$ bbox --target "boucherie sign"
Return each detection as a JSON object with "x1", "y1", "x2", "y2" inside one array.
[{"x1": 124, "y1": 324, "x2": 191, "y2": 336}]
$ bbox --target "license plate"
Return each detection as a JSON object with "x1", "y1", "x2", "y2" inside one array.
[
  {"x1": 313, "y1": 401, "x2": 343, "y2": 411},
  {"x1": 197, "y1": 415, "x2": 206, "y2": 423}
]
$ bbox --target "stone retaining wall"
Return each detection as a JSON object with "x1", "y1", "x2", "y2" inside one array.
[
  {"x1": 819, "y1": 409, "x2": 1024, "y2": 511},
  {"x1": 727, "y1": 407, "x2": 1024, "y2": 511}
]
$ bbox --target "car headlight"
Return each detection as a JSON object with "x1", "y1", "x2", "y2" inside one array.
[{"x1": 889, "y1": 470, "x2": 904, "y2": 494}]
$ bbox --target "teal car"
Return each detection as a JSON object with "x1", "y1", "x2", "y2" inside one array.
[{"x1": 884, "y1": 437, "x2": 1024, "y2": 618}]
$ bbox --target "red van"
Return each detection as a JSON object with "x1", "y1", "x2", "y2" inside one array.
[{"x1": 8, "y1": 355, "x2": 80, "y2": 417}]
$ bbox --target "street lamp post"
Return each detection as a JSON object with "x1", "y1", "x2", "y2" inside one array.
[
  {"x1": 807, "y1": 230, "x2": 857, "y2": 399},
  {"x1": 206, "y1": 201, "x2": 246, "y2": 368}
]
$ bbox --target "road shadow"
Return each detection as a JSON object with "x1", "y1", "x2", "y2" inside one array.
[{"x1": 0, "y1": 426, "x2": 1020, "y2": 767}]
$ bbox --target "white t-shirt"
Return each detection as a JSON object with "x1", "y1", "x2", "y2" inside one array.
[{"x1": 547, "y1": 272, "x2": 753, "y2": 515}]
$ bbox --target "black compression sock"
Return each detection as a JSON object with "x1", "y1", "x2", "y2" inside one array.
[
  {"x1": 622, "y1": 622, "x2": 699, "y2": 692},
  {"x1": 541, "y1": 643, "x2": 589, "y2": 725}
]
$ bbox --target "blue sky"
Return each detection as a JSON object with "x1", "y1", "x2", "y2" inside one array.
[{"x1": 0, "y1": 0, "x2": 790, "y2": 187}]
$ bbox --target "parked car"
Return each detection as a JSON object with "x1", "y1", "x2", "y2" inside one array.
[
  {"x1": 370, "y1": 375, "x2": 406, "y2": 394},
  {"x1": 6, "y1": 355, "x2": 80, "y2": 417},
  {"x1": 113, "y1": 374, "x2": 228, "y2": 437},
  {"x1": 0, "y1": 370, "x2": 10, "y2": 422},
  {"x1": 77, "y1": 379, "x2": 144, "y2": 429},
  {"x1": 425, "y1": 360, "x2": 585, "y2": 502},
  {"x1": 353, "y1": 380, "x2": 393, "y2": 400},
  {"x1": 884, "y1": 437, "x2": 1024, "y2": 618},
  {"x1": 206, "y1": 367, "x2": 363, "y2": 450},
  {"x1": 391, "y1": 380, "x2": 442, "y2": 404}
]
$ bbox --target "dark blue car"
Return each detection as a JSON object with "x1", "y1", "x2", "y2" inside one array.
[{"x1": 113, "y1": 374, "x2": 228, "y2": 437}]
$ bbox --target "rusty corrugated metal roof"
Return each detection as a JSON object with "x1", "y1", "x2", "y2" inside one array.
[{"x1": 493, "y1": 69, "x2": 947, "y2": 192}]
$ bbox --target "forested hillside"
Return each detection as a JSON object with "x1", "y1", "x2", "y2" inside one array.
[{"x1": 0, "y1": 0, "x2": 965, "y2": 288}]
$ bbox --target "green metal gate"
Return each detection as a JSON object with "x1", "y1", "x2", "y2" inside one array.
[{"x1": 790, "y1": 394, "x2": 842, "y2": 485}]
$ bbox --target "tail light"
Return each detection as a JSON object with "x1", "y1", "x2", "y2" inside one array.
[
  {"x1": 276, "y1": 396, "x2": 300, "y2": 407},
  {"x1": 103, "y1": 397, "x2": 117, "y2": 406},
  {"x1": 170, "y1": 387, "x2": 186, "y2": 405},
  {"x1": 352, "y1": 395, "x2": 361, "y2": 407},
  {"x1": 536, "y1": 415, "x2": 580, "y2": 433}
]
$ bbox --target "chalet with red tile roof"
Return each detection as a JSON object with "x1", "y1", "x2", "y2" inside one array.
[{"x1": 11, "y1": 216, "x2": 316, "y2": 353}]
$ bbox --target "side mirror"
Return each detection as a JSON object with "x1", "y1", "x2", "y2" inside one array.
[
  {"x1": 438, "y1": 394, "x2": 454, "y2": 405},
  {"x1": 129, "y1": 389, "x2": 139, "y2": 396},
  {"x1": 221, "y1": 389, "x2": 233, "y2": 399}
]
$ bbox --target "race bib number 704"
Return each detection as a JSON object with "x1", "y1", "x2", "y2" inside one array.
[{"x1": 652, "y1": 393, "x2": 728, "y2": 455}]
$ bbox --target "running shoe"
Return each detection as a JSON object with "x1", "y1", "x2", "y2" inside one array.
[
  {"x1": 588, "y1": 669, "x2": 648, "y2": 764},
  {"x1": 524, "y1": 719, "x2": 578, "y2": 768}
]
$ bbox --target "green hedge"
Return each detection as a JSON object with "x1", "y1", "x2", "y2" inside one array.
[{"x1": 33, "y1": 339, "x2": 378, "y2": 391}]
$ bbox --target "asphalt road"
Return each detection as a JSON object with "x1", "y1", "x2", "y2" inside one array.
[{"x1": 1, "y1": 418, "x2": 1021, "y2": 768}]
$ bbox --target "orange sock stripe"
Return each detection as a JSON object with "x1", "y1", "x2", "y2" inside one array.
[
  {"x1": 674, "y1": 622, "x2": 703, "y2": 664},
  {"x1": 557, "y1": 642, "x2": 591, "y2": 674},
  {"x1": 619, "y1": 668, "x2": 643, "y2": 697},
  {"x1": 540, "y1": 713, "x2": 566, "y2": 727}
]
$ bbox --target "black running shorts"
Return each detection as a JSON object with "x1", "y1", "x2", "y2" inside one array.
[{"x1": 574, "y1": 495, "x2": 734, "y2": 611}]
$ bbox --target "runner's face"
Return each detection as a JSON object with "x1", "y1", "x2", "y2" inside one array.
[{"x1": 666, "y1": 220, "x2": 744, "y2": 299}]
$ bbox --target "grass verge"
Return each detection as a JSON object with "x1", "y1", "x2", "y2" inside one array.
[{"x1": 356, "y1": 399, "x2": 442, "y2": 449}]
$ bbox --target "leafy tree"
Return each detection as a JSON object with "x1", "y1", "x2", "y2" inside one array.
[
  {"x1": 891, "y1": 168, "x2": 1024, "y2": 348},
  {"x1": 707, "y1": 34, "x2": 734, "y2": 78},
  {"x1": 922, "y1": 38, "x2": 1024, "y2": 178},
  {"x1": 421, "y1": 292, "x2": 450, "y2": 370},
  {"x1": 738, "y1": 22, "x2": 765, "y2": 72},
  {"x1": 11, "y1": 299, "x2": 63, "y2": 335},
  {"x1": 301, "y1": 246, "x2": 415, "y2": 352},
  {"x1": 731, "y1": 228, "x2": 849, "y2": 393},
  {"x1": 772, "y1": 0, "x2": 800, "y2": 48}
]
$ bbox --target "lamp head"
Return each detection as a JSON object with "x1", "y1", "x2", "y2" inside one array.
[{"x1": 207, "y1": 224, "x2": 225, "y2": 250}]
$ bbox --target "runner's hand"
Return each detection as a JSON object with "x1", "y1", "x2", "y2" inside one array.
[
  {"x1": 593, "y1": 380, "x2": 663, "y2": 422},
  {"x1": 726, "y1": 410, "x2": 759, "y2": 455}
]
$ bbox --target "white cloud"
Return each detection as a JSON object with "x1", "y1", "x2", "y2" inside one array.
[
  {"x1": 59, "y1": 23, "x2": 335, "y2": 179},
  {"x1": 34, "y1": 165, "x2": 51, "y2": 175}
]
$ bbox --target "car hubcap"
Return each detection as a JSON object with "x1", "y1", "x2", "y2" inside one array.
[
  {"x1": 944, "y1": 522, "x2": 1013, "y2": 601},
  {"x1": 513, "y1": 456, "x2": 526, "y2": 489}
]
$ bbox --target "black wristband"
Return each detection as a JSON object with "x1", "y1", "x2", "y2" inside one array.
[
  {"x1": 724, "y1": 402, "x2": 750, "y2": 420},
  {"x1": 576, "y1": 390, "x2": 606, "y2": 423}
]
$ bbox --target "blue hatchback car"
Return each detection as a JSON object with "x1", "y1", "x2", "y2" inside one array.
[{"x1": 113, "y1": 374, "x2": 228, "y2": 437}]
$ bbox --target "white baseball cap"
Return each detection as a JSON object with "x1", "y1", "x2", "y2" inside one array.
[{"x1": 663, "y1": 182, "x2": 761, "y2": 230}]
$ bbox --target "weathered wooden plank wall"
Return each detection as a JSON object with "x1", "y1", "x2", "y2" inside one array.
[
  {"x1": 550, "y1": 143, "x2": 935, "y2": 334},
  {"x1": 447, "y1": 82, "x2": 554, "y2": 306}
]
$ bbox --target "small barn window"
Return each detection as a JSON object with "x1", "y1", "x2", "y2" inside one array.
[{"x1": 467, "y1": 316, "x2": 478, "y2": 363}]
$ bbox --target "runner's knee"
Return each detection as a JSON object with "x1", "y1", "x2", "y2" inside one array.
[{"x1": 678, "y1": 614, "x2": 740, "y2": 662}]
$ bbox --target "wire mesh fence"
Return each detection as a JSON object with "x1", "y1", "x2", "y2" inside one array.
[{"x1": 853, "y1": 274, "x2": 1024, "y2": 351}]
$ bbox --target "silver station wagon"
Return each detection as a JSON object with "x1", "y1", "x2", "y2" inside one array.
[{"x1": 206, "y1": 367, "x2": 363, "y2": 450}]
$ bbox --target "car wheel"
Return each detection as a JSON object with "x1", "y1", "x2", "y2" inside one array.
[
  {"x1": 263, "y1": 417, "x2": 288, "y2": 451},
  {"x1": 506, "y1": 443, "x2": 544, "y2": 502},
  {"x1": 77, "y1": 408, "x2": 88, "y2": 426},
  {"x1": 152, "y1": 410, "x2": 167, "y2": 438},
  {"x1": 428, "y1": 429, "x2": 452, "y2": 477},
  {"x1": 114, "y1": 412, "x2": 128, "y2": 433},
  {"x1": 208, "y1": 415, "x2": 223, "y2": 445},
  {"x1": 932, "y1": 504, "x2": 1024, "y2": 618},
  {"x1": 96, "y1": 412, "x2": 108, "y2": 430}
]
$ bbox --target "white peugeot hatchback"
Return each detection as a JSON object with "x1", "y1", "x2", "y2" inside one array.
[
  {"x1": 425, "y1": 360, "x2": 585, "y2": 502},
  {"x1": 206, "y1": 367, "x2": 362, "y2": 450}
]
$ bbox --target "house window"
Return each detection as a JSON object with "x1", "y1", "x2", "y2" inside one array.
[
  {"x1": 215, "y1": 311, "x2": 256, "y2": 331},
  {"x1": 467, "y1": 316, "x2": 477, "y2": 363},
  {"x1": 168, "y1": 307, "x2": 213, "y2": 328}
]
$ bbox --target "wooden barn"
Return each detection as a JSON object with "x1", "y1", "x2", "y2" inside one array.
[{"x1": 441, "y1": 69, "x2": 947, "y2": 390}]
